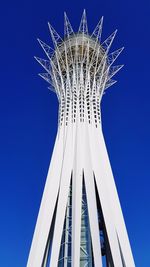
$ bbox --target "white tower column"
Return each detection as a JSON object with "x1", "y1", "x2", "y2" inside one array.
[{"x1": 27, "y1": 10, "x2": 135, "y2": 267}]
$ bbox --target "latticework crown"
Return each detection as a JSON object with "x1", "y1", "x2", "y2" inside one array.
[{"x1": 35, "y1": 10, "x2": 124, "y2": 127}]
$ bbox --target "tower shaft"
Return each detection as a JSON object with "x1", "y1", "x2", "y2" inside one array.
[{"x1": 27, "y1": 113, "x2": 135, "y2": 267}]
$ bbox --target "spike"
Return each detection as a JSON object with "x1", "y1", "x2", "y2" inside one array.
[
  {"x1": 64, "y1": 12, "x2": 74, "y2": 38},
  {"x1": 48, "y1": 22, "x2": 63, "y2": 47},
  {"x1": 91, "y1": 16, "x2": 103, "y2": 42},
  {"x1": 107, "y1": 47, "x2": 124, "y2": 66},
  {"x1": 105, "y1": 79, "x2": 117, "y2": 90},
  {"x1": 37, "y1": 39, "x2": 54, "y2": 59},
  {"x1": 34, "y1": 57, "x2": 51, "y2": 73},
  {"x1": 99, "y1": 68, "x2": 109, "y2": 100},
  {"x1": 38, "y1": 72, "x2": 54, "y2": 86},
  {"x1": 63, "y1": 12, "x2": 75, "y2": 65},
  {"x1": 38, "y1": 73, "x2": 59, "y2": 97},
  {"x1": 48, "y1": 22, "x2": 67, "y2": 72},
  {"x1": 94, "y1": 32, "x2": 118, "y2": 77},
  {"x1": 108, "y1": 65, "x2": 124, "y2": 79},
  {"x1": 101, "y1": 30, "x2": 117, "y2": 53},
  {"x1": 78, "y1": 9, "x2": 88, "y2": 34},
  {"x1": 35, "y1": 56, "x2": 61, "y2": 78},
  {"x1": 48, "y1": 86, "x2": 57, "y2": 93}
]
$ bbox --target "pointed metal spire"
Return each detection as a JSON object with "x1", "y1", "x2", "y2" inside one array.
[
  {"x1": 34, "y1": 57, "x2": 51, "y2": 73},
  {"x1": 78, "y1": 9, "x2": 88, "y2": 34},
  {"x1": 48, "y1": 86, "x2": 57, "y2": 93},
  {"x1": 64, "y1": 12, "x2": 74, "y2": 38},
  {"x1": 63, "y1": 12, "x2": 75, "y2": 66},
  {"x1": 108, "y1": 64, "x2": 124, "y2": 79},
  {"x1": 101, "y1": 30, "x2": 117, "y2": 53},
  {"x1": 91, "y1": 16, "x2": 104, "y2": 42},
  {"x1": 94, "y1": 31, "x2": 118, "y2": 77},
  {"x1": 48, "y1": 22, "x2": 67, "y2": 72},
  {"x1": 48, "y1": 22, "x2": 63, "y2": 47},
  {"x1": 88, "y1": 20, "x2": 104, "y2": 72},
  {"x1": 39, "y1": 73, "x2": 57, "y2": 93},
  {"x1": 105, "y1": 79, "x2": 117, "y2": 90},
  {"x1": 107, "y1": 47, "x2": 124, "y2": 66},
  {"x1": 37, "y1": 38, "x2": 54, "y2": 59},
  {"x1": 38, "y1": 72, "x2": 53, "y2": 86}
]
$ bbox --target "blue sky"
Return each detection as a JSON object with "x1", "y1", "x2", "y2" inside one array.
[{"x1": 0, "y1": 0, "x2": 150, "y2": 266}]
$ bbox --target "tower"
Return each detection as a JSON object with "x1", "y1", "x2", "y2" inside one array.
[{"x1": 27, "y1": 10, "x2": 135, "y2": 267}]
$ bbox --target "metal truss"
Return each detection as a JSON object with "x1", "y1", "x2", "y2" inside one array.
[
  {"x1": 34, "y1": 10, "x2": 125, "y2": 130},
  {"x1": 35, "y1": 10, "x2": 123, "y2": 100}
]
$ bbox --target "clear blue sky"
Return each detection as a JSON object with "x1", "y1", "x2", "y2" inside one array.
[{"x1": 0, "y1": 0, "x2": 150, "y2": 266}]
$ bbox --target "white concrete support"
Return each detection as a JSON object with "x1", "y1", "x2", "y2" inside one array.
[
  {"x1": 49, "y1": 122, "x2": 73, "y2": 267},
  {"x1": 96, "y1": 127, "x2": 135, "y2": 267},
  {"x1": 83, "y1": 120, "x2": 103, "y2": 267},
  {"x1": 27, "y1": 131, "x2": 64, "y2": 267},
  {"x1": 72, "y1": 109, "x2": 83, "y2": 267},
  {"x1": 89, "y1": 125, "x2": 123, "y2": 266}
]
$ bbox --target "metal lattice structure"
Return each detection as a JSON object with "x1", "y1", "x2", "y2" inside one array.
[{"x1": 27, "y1": 10, "x2": 135, "y2": 267}]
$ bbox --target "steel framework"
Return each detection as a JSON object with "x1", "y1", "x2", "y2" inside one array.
[{"x1": 27, "y1": 10, "x2": 135, "y2": 267}]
